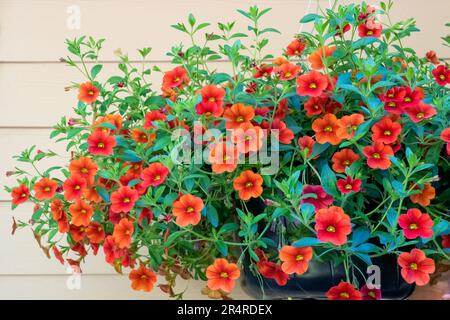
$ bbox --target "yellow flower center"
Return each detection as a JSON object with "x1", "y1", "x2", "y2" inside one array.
[
  {"x1": 309, "y1": 83, "x2": 317, "y2": 89},
  {"x1": 220, "y1": 272, "x2": 229, "y2": 278},
  {"x1": 343, "y1": 160, "x2": 350, "y2": 165},
  {"x1": 388, "y1": 102, "x2": 396, "y2": 107},
  {"x1": 123, "y1": 197, "x2": 130, "y2": 203},
  {"x1": 284, "y1": 72, "x2": 292, "y2": 78},
  {"x1": 186, "y1": 207, "x2": 194, "y2": 213},
  {"x1": 21, "y1": 193, "x2": 27, "y2": 198},
  {"x1": 81, "y1": 168, "x2": 88, "y2": 173},
  {"x1": 44, "y1": 187, "x2": 51, "y2": 192},
  {"x1": 409, "y1": 223, "x2": 418, "y2": 230},
  {"x1": 98, "y1": 142, "x2": 105, "y2": 148},
  {"x1": 368, "y1": 291, "x2": 376, "y2": 298},
  {"x1": 326, "y1": 225, "x2": 336, "y2": 233},
  {"x1": 174, "y1": 77, "x2": 180, "y2": 82},
  {"x1": 324, "y1": 126, "x2": 333, "y2": 132},
  {"x1": 351, "y1": 125, "x2": 358, "y2": 131},
  {"x1": 141, "y1": 134, "x2": 147, "y2": 140},
  {"x1": 141, "y1": 275, "x2": 147, "y2": 280},
  {"x1": 294, "y1": 50, "x2": 299, "y2": 55},
  {"x1": 372, "y1": 152, "x2": 381, "y2": 159},
  {"x1": 340, "y1": 292, "x2": 350, "y2": 298},
  {"x1": 410, "y1": 262, "x2": 418, "y2": 270},
  {"x1": 404, "y1": 97, "x2": 411, "y2": 102},
  {"x1": 81, "y1": 209, "x2": 86, "y2": 214},
  {"x1": 314, "y1": 105, "x2": 319, "y2": 109},
  {"x1": 208, "y1": 97, "x2": 216, "y2": 102},
  {"x1": 236, "y1": 116, "x2": 244, "y2": 123},
  {"x1": 416, "y1": 112, "x2": 424, "y2": 119},
  {"x1": 296, "y1": 254, "x2": 304, "y2": 261},
  {"x1": 384, "y1": 130, "x2": 391, "y2": 136},
  {"x1": 154, "y1": 175, "x2": 161, "y2": 181},
  {"x1": 440, "y1": 74, "x2": 445, "y2": 80},
  {"x1": 74, "y1": 185, "x2": 81, "y2": 190},
  {"x1": 88, "y1": 90, "x2": 94, "y2": 95},
  {"x1": 245, "y1": 182, "x2": 253, "y2": 187},
  {"x1": 366, "y1": 31, "x2": 373, "y2": 36},
  {"x1": 345, "y1": 184, "x2": 353, "y2": 190}
]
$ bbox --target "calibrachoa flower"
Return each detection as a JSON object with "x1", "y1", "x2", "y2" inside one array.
[
  {"x1": 209, "y1": 142, "x2": 238, "y2": 173},
  {"x1": 143, "y1": 110, "x2": 167, "y2": 129},
  {"x1": 285, "y1": 38, "x2": 306, "y2": 56},
  {"x1": 380, "y1": 86, "x2": 407, "y2": 114},
  {"x1": 94, "y1": 114, "x2": 123, "y2": 134},
  {"x1": 400, "y1": 87, "x2": 423, "y2": 109},
  {"x1": 398, "y1": 208, "x2": 433, "y2": 239},
  {"x1": 206, "y1": 258, "x2": 240, "y2": 293},
  {"x1": 301, "y1": 185, "x2": 334, "y2": 211},
  {"x1": 363, "y1": 142, "x2": 394, "y2": 170},
  {"x1": 129, "y1": 265, "x2": 157, "y2": 292},
  {"x1": 33, "y1": 178, "x2": 58, "y2": 200},
  {"x1": 110, "y1": 186, "x2": 139, "y2": 213},
  {"x1": 233, "y1": 170, "x2": 263, "y2": 200},
  {"x1": 254, "y1": 64, "x2": 273, "y2": 78},
  {"x1": 113, "y1": 218, "x2": 134, "y2": 249},
  {"x1": 331, "y1": 148, "x2": 360, "y2": 173},
  {"x1": 409, "y1": 183, "x2": 436, "y2": 207},
  {"x1": 397, "y1": 248, "x2": 435, "y2": 286},
  {"x1": 162, "y1": 66, "x2": 189, "y2": 89},
  {"x1": 432, "y1": 65, "x2": 450, "y2": 86},
  {"x1": 63, "y1": 174, "x2": 87, "y2": 201},
  {"x1": 312, "y1": 113, "x2": 342, "y2": 145},
  {"x1": 223, "y1": 103, "x2": 255, "y2": 129},
  {"x1": 263, "y1": 119, "x2": 294, "y2": 144},
  {"x1": 140, "y1": 162, "x2": 169, "y2": 188},
  {"x1": 298, "y1": 136, "x2": 315, "y2": 158},
  {"x1": 296, "y1": 71, "x2": 329, "y2": 97},
  {"x1": 172, "y1": 194, "x2": 204, "y2": 227},
  {"x1": 440, "y1": 128, "x2": 450, "y2": 155},
  {"x1": 404, "y1": 102, "x2": 437, "y2": 123},
  {"x1": 358, "y1": 19, "x2": 382, "y2": 38},
  {"x1": 360, "y1": 285, "x2": 382, "y2": 300},
  {"x1": 87, "y1": 130, "x2": 117, "y2": 156},
  {"x1": 279, "y1": 245, "x2": 313, "y2": 275},
  {"x1": 11, "y1": 184, "x2": 29, "y2": 205},
  {"x1": 308, "y1": 46, "x2": 336, "y2": 70},
  {"x1": 69, "y1": 157, "x2": 98, "y2": 185},
  {"x1": 303, "y1": 95, "x2": 326, "y2": 117},
  {"x1": 275, "y1": 62, "x2": 301, "y2": 80},
  {"x1": 371, "y1": 118, "x2": 402, "y2": 144},
  {"x1": 78, "y1": 81, "x2": 99, "y2": 104},
  {"x1": 231, "y1": 123, "x2": 264, "y2": 153},
  {"x1": 337, "y1": 176, "x2": 362, "y2": 194},
  {"x1": 69, "y1": 200, "x2": 94, "y2": 227},
  {"x1": 196, "y1": 85, "x2": 226, "y2": 117},
  {"x1": 86, "y1": 222, "x2": 105, "y2": 244},
  {"x1": 257, "y1": 260, "x2": 289, "y2": 285},
  {"x1": 337, "y1": 113, "x2": 364, "y2": 140},
  {"x1": 326, "y1": 282, "x2": 362, "y2": 300},
  {"x1": 315, "y1": 206, "x2": 351, "y2": 245}
]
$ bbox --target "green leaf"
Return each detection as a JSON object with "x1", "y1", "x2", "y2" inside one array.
[
  {"x1": 293, "y1": 237, "x2": 322, "y2": 247},
  {"x1": 352, "y1": 37, "x2": 379, "y2": 49},
  {"x1": 203, "y1": 204, "x2": 219, "y2": 227},
  {"x1": 90, "y1": 64, "x2": 103, "y2": 79},
  {"x1": 299, "y1": 13, "x2": 322, "y2": 23},
  {"x1": 320, "y1": 161, "x2": 339, "y2": 197},
  {"x1": 122, "y1": 150, "x2": 142, "y2": 162},
  {"x1": 188, "y1": 13, "x2": 196, "y2": 27},
  {"x1": 96, "y1": 186, "x2": 110, "y2": 203},
  {"x1": 215, "y1": 240, "x2": 228, "y2": 256},
  {"x1": 164, "y1": 230, "x2": 185, "y2": 247}
]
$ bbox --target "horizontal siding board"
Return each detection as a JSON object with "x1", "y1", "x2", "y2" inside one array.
[{"x1": 0, "y1": 0, "x2": 448, "y2": 62}]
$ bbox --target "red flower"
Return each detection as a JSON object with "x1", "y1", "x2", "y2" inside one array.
[
  {"x1": 113, "y1": 218, "x2": 134, "y2": 249},
  {"x1": 275, "y1": 63, "x2": 301, "y2": 80},
  {"x1": 380, "y1": 86, "x2": 407, "y2": 114},
  {"x1": 404, "y1": 102, "x2": 437, "y2": 123},
  {"x1": 301, "y1": 185, "x2": 334, "y2": 211},
  {"x1": 358, "y1": 19, "x2": 382, "y2": 38},
  {"x1": 315, "y1": 206, "x2": 351, "y2": 245},
  {"x1": 303, "y1": 96, "x2": 327, "y2": 117},
  {"x1": 286, "y1": 38, "x2": 306, "y2": 56},
  {"x1": 233, "y1": 170, "x2": 264, "y2": 200},
  {"x1": 398, "y1": 208, "x2": 433, "y2": 239},
  {"x1": 63, "y1": 174, "x2": 87, "y2": 201},
  {"x1": 69, "y1": 157, "x2": 98, "y2": 185},
  {"x1": 138, "y1": 208, "x2": 153, "y2": 225},
  {"x1": 110, "y1": 186, "x2": 139, "y2": 213},
  {"x1": 360, "y1": 285, "x2": 382, "y2": 300},
  {"x1": 129, "y1": 266, "x2": 157, "y2": 292},
  {"x1": 336, "y1": 23, "x2": 351, "y2": 36},
  {"x1": 397, "y1": 248, "x2": 435, "y2": 286},
  {"x1": 298, "y1": 136, "x2": 315, "y2": 158},
  {"x1": 326, "y1": 282, "x2": 362, "y2": 300},
  {"x1": 87, "y1": 131, "x2": 116, "y2": 156},
  {"x1": 11, "y1": 184, "x2": 29, "y2": 205},
  {"x1": 143, "y1": 110, "x2": 167, "y2": 129},
  {"x1": 172, "y1": 194, "x2": 204, "y2": 227},
  {"x1": 442, "y1": 235, "x2": 450, "y2": 248},
  {"x1": 279, "y1": 245, "x2": 313, "y2": 275},
  {"x1": 337, "y1": 176, "x2": 362, "y2": 194},
  {"x1": 296, "y1": 71, "x2": 329, "y2": 97},
  {"x1": 70, "y1": 224, "x2": 87, "y2": 242},
  {"x1": 312, "y1": 113, "x2": 342, "y2": 145},
  {"x1": 223, "y1": 103, "x2": 255, "y2": 130},
  {"x1": 254, "y1": 64, "x2": 273, "y2": 78},
  {"x1": 400, "y1": 87, "x2": 424, "y2": 109},
  {"x1": 52, "y1": 246, "x2": 65, "y2": 265},
  {"x1": 231, "y1": 123, "x2": 264, "y2": 154},
  {"x1": 69, "y1": 200, "x2": 94, "y2": 227},
  {"x1": 425, "y1": 51, "x2": 440, "y2": 65},
  {"x1": 206, "y1": 258, "x2": 240, "y2": 293},
  {"x1": 33, "y1": 178, "x2": 58, "y2": 200},
  {"x1": 263, "y1": 119, "x2": 294, "y2": 145},
  {"x1": 362, "y1": 142, "x2": 394, "y2": 170},
  {"x1": 140, "y1": 162, "x2": 169, "y2": 188},
  {"x1": 371, "y1": 118, "x2": 402, "y2": 144},
  {"x1": 86, "y1": 222, "x2": 105, "y2": 244},
  {"x1": 196, "y1": 85, "x2": 226, "y2": 117},
  {"x1": 432, "y1": 65, "x2": 450, "y2": 86},
  {"x1": 336, "y1": 113, "x2": 365, "y2": 140},
  {"x1": 308, "y1": 46, "x2": 336, "y2": 70},
  {"x1": 440, "y1": 128, "x2": 450, "y2": 155},
  {"x1": 78, "y1": 82, "x2": 99, "y2": 104},
  {"x1": 103, "y1": 235, "x2": 123, "y2": 264},
  {"x1": 162, "y1": 66, "x2": 189, "y2": 89},
  {"x1": 257, "y1": 260, "x2": 289, "y2": 286},
  {"x1": 209, "y1": 142, "x2": 238, "y2": 174}
]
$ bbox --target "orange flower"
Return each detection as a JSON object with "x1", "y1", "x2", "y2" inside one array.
[
  {"x1": 273, "y1": 56, "x2": 288, "y2": 66},
  {"x1": 33, "y1": 178, "x2": 58, "y2": 200},
  {"x1": 69, "y1": 200, "x2": 94, "y2": 227},
  {"x1": 129, "y1": 265, "x2": 157, "y2": 292},
  {"x1": 209, "y1": 142, "x2": 238, "y2": 174},
  {"x1": 331, "y1": 148, "x2": 360, "y2": 173},
  {"x1": 409, "y1": 183, "x2": 436, "y2": 207},
  {"x1": 279, "y1": 245, "x2": 313, "y2": 275},
  {"x1": 63, "y1": 174, "x2": 87, "y2": 201},
  {"x1": 298, "y1": 136, "x2": 315, "y2": 158},
  {"x1": 312, "y1": 113, "x2": 342, "y2": 145},
  {"x1": 275, "y1": 62, "x2": 301, "y2": 81},
  {"x1": 87, "y1": 130, "x2": 117, "y2": 156},
  {"x1": 113, "y1": 218, "x2": 134, "y2": 249},
  {"x1": 162, "y1": 66, "x2": 189, "y2": 90},
  {"x1": 11, "y1": 184, "x2": 29, "y2": 205},
  {"x1": 223, "y1": 103, "x2": 255, "y2": 129},
  {"x1": 231, "y1": 123, "x2": 264, "y2": 154},
  {"x1": 131, "y1": 128, "x2": 156, "y2": 145},
  {"x1": 296, "y1": 71, "x2": 329, "y2": 97},
  {"x1": 285, "y1": 38, "x2": 306, "y2": 56},
  {"x1": 363, "y1": 142, "x2": 394, "y2": 170},
  {"x1": 140, "y1": 162, "x2": 169, "y2": 188},
  {"x1": 94, "y1": 114, "x2": 123, "y2": 134},
  {"x1": 308, "y1": 46, "x2": 336, "y2": 70},
  {"x1": 86, "y1": 222, "x2": 105, "y2": 244},
  {"x1": 83, "y1": 187, "x2": 101, "y2": 203},
  {"x1": 172, "y1": 194, "x2": 204, "y2": 227},
  {"x1": 206, "y1": 258, "x2": 241, "y2": 293},
  {"x1": 233, "y1": 170, "x2": 263, "y2": 200},
  {"x1": 69, "y1": 157, "x2": 98, "y2": 185},
  {"x1": 78, "y1": 81, "x2": 99, "y2": 104},
  {"x1": 337, "y1": 114, "x2": 365, "y2": 140}
]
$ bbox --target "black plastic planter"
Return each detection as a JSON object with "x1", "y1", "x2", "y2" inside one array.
[{"x1": 241, "y1": 254, "x2": 415, "y2": 299}]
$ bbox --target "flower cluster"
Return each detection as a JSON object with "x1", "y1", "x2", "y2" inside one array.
[{"x1": 6, "y1": 2, "x2": 449, "y2": 300}]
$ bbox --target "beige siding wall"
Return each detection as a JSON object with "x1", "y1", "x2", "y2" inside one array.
[{"x1": 0, "y1": 0, "x2": 449, "y2": 299}]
